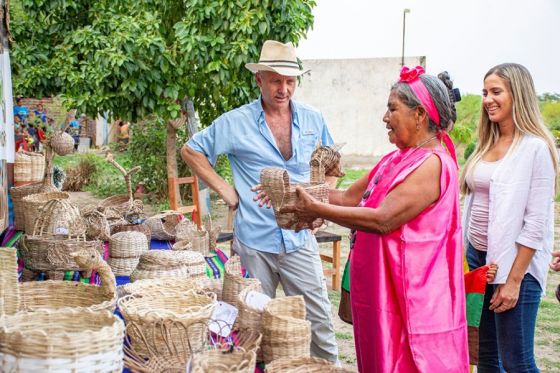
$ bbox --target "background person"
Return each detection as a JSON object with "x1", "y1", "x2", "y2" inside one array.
[
  {"x1": 460, "y1": 63, "x2": 557, "y2": 372},
  {"x1": 181, "y1": 40, "x2": 339, "y2": 363},
  {"x1": 280, "y1": 66, "x2": 467, "y2": 372}
]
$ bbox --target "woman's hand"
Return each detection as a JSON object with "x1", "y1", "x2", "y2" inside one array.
[
  {"x1": 251, "y1": 184, "x2": 271, "y2": 208},
  {"x1": 489, "y1": 280, "x2": 521, "y2": 313},
  {"x1": 280, "y1": 186, "x2": 321, "y2": 232},
  {"x1": 486, "y1": 263, "x2": 498, "y2": 283},
  {"x1": 550, "y1": 250, "x2": 560, "y2": 272}
]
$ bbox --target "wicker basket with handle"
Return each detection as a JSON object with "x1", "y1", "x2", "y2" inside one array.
[
  {"x1": 0, "y1": 247, "x2": 117, "y2": 314},
  {"x1": 144, "y1": 211, "x2": 183, "y2": 240},
  {"x1": 260, "y1": 168, "x2": 328, "y2": 230},
  {"x1": 261, "y1": 295, "x2": 311, "y2": 364}
]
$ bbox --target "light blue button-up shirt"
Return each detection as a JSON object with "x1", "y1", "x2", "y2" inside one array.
[{"x1": 187, "y1": 98, "x2": 333, "y2": 254}]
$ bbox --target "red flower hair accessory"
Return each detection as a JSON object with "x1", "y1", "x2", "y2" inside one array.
[{"x1": 399, "y1": 65, "x2": 425, "y2": 83}]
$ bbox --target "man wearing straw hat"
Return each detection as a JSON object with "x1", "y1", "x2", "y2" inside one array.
[{"x1": 181, "y1": 40, "x2": 339, "y2": 363}]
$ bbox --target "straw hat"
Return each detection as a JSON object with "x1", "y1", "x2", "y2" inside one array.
[{"x1": 245, "y1": 40, "x2": 309, "y2": 77}]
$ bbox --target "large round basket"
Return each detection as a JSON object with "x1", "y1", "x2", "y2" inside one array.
[
  {"x1": 144, "y1": 211, "x2": 183, "y2": 241},
  {"x1": 22, "y1": 191, "x2": 70, "y2": 233},
  {"x1": 0, "y1": 309, "x2": 124, "y2": 373},
  {"x1": 19, "y1": 235, "x2": 104, "y2": 274},
  {"x1": 260, "y1": 168, "x2": 328, "y2": 230},
  {"x1": 108, "y1": 231, "x2": 149, "y2": 276},
  {"x1": 118, "y1": 289, "x2": 217, "y2": 359},
  {"x1": 265, "y1": 357, "x2": 356, "y2": 372},
  {"x1": 111, "y1": 222, "x2": 152, "y2": 242},
  {"x1": 50, "y1": 131, "x2": 75, "y2": 156},
  {"x1": 261, "y1": 296, "x2": 311, "y2": 364},
  {"x1": 14, "y1": 151, "x2": 45, "y2": 184},
  {"x1": 10, "y1": 182, "x2": 44, "y2": 231},
  {"x1": 129, "y1": 250, "x2": 207, "y2": 282},
  {"x1": 119, "y1": 277, "x2": 201, "y2": 298}
]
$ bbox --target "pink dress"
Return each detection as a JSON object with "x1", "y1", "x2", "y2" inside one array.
[{"x1": 351, "y1": 147, "x2": 468, "y2": 373}]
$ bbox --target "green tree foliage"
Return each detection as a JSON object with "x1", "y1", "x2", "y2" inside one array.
[
  {"x1": 10, "y1": 0, "x2": 317, "y2": 125},
  {"x1": 450, "y1": 94, "x2": 481, "y2": 145}
]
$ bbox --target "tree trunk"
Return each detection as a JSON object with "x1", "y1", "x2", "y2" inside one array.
[{"x1": 166, "y1": 120, "x2": 181, "y2": 206}]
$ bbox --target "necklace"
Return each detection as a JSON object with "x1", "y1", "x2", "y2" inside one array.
[{"x1": 361, "y1": 134, "x2": 439, "y2": 200}]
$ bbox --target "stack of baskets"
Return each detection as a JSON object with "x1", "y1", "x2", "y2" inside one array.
[
  {"x1": 261, "y1": 296, "x2": 311, "y2": 364},
  {"x1": 144, "y1": 211, "x2": 183, "y2": 241},
  {"x1": 14, "y1": 151, "x2": 45, "y2": 185},
  {"x1": 260, "y1": 168, "x2": 328, "y2": 230},
  {"x1": 21, "y1": 191, "x2": 70, "y2": 233},
  {"x1": 266, "y1": 357, "x2": 356, "y2": 372},
  {"x1": 129, "y1": 249, "x2": 207, "y2": 282},
  {"x1": 108, "y1": 231, "x2": 149, "y2": 276},
  {"x1": 118, "y1": 289, "x2": 217, "y2": 360},
  {"x1": 0, "y1": 309, "x2": 125, "y2": 373}
]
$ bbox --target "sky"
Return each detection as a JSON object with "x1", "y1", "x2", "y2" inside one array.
[{"x1": 296, "y1": 0, "x2": 560, "y2": 95}]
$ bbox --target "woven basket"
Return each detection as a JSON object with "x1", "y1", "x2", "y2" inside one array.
[
  {"x1": 190, "y1": 230, "x2": 210, "y2": 256},
  {"x1": 119, "y1": 277, "x2": 201, "y2": 297},
  {"x1": 0, "y1": 249, "x2": 19, "y2": 315},
  {"x1": 22, "y1": 191, "x2": 70, "y2": 233},
  {"x1": 130, "y1": 250, "x2": 207, "y2": 282},
  {"x1": 172, "y1": 239, "x2": 193, "y2": 251},
  {"x1": 50, "y1": 131, "x2": 75, "y2": 156},
  {"x1": 118, "y1": 289, "x2": 217, "y2": 359},
  {"x1": 175, "y1": 219, "x2": 198, "y2": 241},
  {"x1": 265, "y1": 356, "x2": 356, "y2": 372},
  {"x1": 222, "y1": 256, "x2": 261, "y2": 309},
  {"x1": 261, "y1": 296, "x2": 311, "y2": 364},
  {"x1": 309, "y1": 145, "x2": 345, "y2": 184},
  {"x1": 190, "y1": 348, "x2": 256, "y2": 373},
  {"x1": 19, "y1": 235, "x2": 104, "y2": 273},
  {"x1": 14, "y1": 150, "x2": 45, "y2": 183},
  {"x1": 109, "y1": 231, "x2": 149, "y2": 276},
  {"x1": 0, "y1": 247, "x2": 117, "y2": 313},
  {"x1": 10, "y1": 182, "x2": 43, "y2": 231},
  {"x1": 111, "y1": 222, "x2": 152, "y2": 242},
  {"x1": 31, "y1": 198, "x2": 87, "y2": 237},
  {"x1": 144, "y1": 211, "x2": 183, "y2": 241},
  {"x1": 237, "y1": 284, "x2": 266, "y2": 333},
  {"x1": 98, "y1": 194, "x2": 143, "y2": 216},
  {"x1": 84, "y1": 209, "x2": 111, "y2": 241},
  {"x1": 199, "y1": 278, "x2": 224, "y2": 301},
  {"x1": 260, "y1": 168, "x2": 328, "y2": 230},
  {"x1": 0, "y1": 309, "x2": 124, "y2": 372}
]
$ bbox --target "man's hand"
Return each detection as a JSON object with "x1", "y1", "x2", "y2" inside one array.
[
  {"x1": 222, "y1": 185, "x2": 239, "y2": 210},
  {"x1": 251, "y1": 184, "x2": 272, "y2": 208},
  {"x1": 550, "y1": 251, "x2": 560, "y2": 272}
]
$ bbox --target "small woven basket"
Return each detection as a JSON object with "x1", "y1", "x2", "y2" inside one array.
[
  {"x1": 190, "y1": 230, "x2": 210, "y2": 256},
  {"x1": 261, "y1": 296, "x2": 311, "y2": 364},
  {"x1": 10, "y1": 182, "x2": 44, "y2": 231},
  {"x1": 19, "y1": 235, "x2": 104, "y2": 273},
  {"x1": 130, "y1": 250, "x2": 207, "y2": 282},
  {"x1": 50, "y1": 131, "x2": 75, "y2": 156},
  {"x1": 0, "y1": 309, "x2": 124, "y2": 373},
  {"x1": 31, "y1": 198, "x2": 87, "y2": 237},
  {"x1": 0, "y1": 247, "x2": 117, "y2": 313},
  {"x1": 172, "y1": 239, "x2": 193, "y2": 251},
  {"x1": 22, "y1": 191, "x2": 70, "y2": 233},
  {"x1": 144, "y1": 211, "x2": 183, "y2": 240},
  {"x1": 190, "y1": 348, "x2": 256, "y2": 373},
  {"x1": 98, "y1": 194, "x2": 143, "y2": 217},
  {"x1": 237, "y1": 284, "x2": 266, "y2": 333},
  {"x1": 118, "y1": 289, "x2": 217, "y2": 359},
  {"x1": 108, "y1": 231, "x2": 149, "y2": 276},
  {"x1": 111, "y1": 222, "x2": 152, "y2": 242},
  {"x1": 175, "y1": 219, "x2": 198, "y2": 241},
  {"x1": 260, "y1": 168, "x2": 328, "y2": 230},
  {"x1": 222, "y1": 256, "x2": 261, "y2": 309},
  {"x1": 14, "y1": 150, "x2": 45, "y2": 184},
  {"x1": 83, "y1": 209, "x2": 111, "y2": 241},
  {"x1": 265, "y1": 356, "x2": 356, "y2": 372}
]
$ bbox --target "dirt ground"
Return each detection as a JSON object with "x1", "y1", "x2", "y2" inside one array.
[{"x1": 71, "y1": 190, "x2": 560, "y2": 371}]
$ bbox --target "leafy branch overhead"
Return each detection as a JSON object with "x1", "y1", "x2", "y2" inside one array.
[{"x1": 10, "y1": 0, "x2": 317, "y2": 125}]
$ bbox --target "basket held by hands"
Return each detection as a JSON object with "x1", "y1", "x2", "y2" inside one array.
[{"x1": 260, "y1": 168, "x2": 328, "y2": 230}]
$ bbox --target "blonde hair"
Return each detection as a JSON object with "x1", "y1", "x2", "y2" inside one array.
[{"x1": 460, "y1": 63, "x2": 558, "y2": 194}]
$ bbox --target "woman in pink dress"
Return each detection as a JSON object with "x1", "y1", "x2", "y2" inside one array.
[{"x1": 284, "y1": 67, "x2": 469, "y2": 372}]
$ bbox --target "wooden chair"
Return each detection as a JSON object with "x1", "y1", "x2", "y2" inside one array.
[
  {"x1": 316, "y1": 230, "x2": 342, "y2": 291},
  {"x1": 168, "y1": 175, "x2": 202, "y2": 229}
]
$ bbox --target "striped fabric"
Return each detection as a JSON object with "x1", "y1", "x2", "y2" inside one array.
[{"x1": 464, "y1": 265, "x2": 489, "y2": 365}]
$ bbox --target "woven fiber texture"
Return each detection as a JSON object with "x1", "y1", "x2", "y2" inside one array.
[
  {"x1": 50, "y1": 131, "x2": 75, "y2": 156},
  {"x1": 0, "y1": 308, "x2": 124, "y2": 373},
  {"x1": 309, "y1": 145, "x2": 345, "y2": 184},
  {"x1": 265, "y1": 356, "x2": 356, "y2": 372},
  {"x1": 189, "y1": 230, "x2": 209, "y2": 256},
  {"x1": 222, "y1": 256, "x2": 261, "y2": 312},
  {"x1": 260, "y1": 168, "x2": 328, "y2": 230},
  {"x1": 108, "y1": 231, "x2": 149, "y2": 276},
  {"x1": 261, "y1": 295, "x2": 311, "y2": 364},
  {"x1": 144, "y1": 211, "x2": 183, "y2": 241},
  {"x1": 175, "y1": 219, "x2": 198, "y2": 241},
  {"x1": 130, "y1": 250, "x2": 207, "y2": 282},
  {"x1": 0, "y1": 249, "x2": 20, "y2": 316},
  {"x1": 118, "y1": 289, "x2": 217, "y2": 359},
  {"x1": 83, "y1": 209, "x2": 111, "y2": 241},
  {"x1": 14, "y1": 151, "x2": 45, "y2": 183},
  {"x1": 172, "y1": 239, "x2": 192, "y2": 251},
  {"x1": 31, "y1": 198, "x2": 86, "y2": 237},
  {"x1": 119, "y1": 277, "x2": 200, "y2": 297},
  {"x1": 10, "y1": 182, "x2": 44, "y2": 230},
  {"x1": 190, "y1": 349, "x2": 256, "y2": 373},
  {"x1": 22, "y1": 191, "x2": 70, "y2": 233},
  {"x1": 18, "y1": 248, "x2": 117, "y2": 312},
  {"x1": 111, "y1": 222, "x2": 151, "y2": 242}
]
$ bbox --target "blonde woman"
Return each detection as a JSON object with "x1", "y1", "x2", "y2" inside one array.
[{"x1": 460, "y1": 63, "x2": 558, "y2": 372}]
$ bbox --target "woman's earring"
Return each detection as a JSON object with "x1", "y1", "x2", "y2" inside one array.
[{"x1": 416, "y1": 122, "x2": 420, "y2": 131}]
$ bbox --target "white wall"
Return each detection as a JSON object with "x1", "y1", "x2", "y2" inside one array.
[{"x1": 294, "y1": 56, "x2": 424, "y2": 156}]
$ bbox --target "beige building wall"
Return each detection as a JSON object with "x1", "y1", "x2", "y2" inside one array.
[{"x1": 294, "y1": 56, "x2": 425, "y2": 157}]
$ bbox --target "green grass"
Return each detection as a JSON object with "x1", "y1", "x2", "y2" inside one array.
[
  {"x1": 335, "y1": 331, "x2": 353, "y2": 341},
  {"x1": 336, "y1": 168, "x2": 368, "y2": 189}
]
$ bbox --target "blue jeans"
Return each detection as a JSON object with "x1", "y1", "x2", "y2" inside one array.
[{"x1": 466, "y1": 242, "x2": 541, "y2": 373}]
